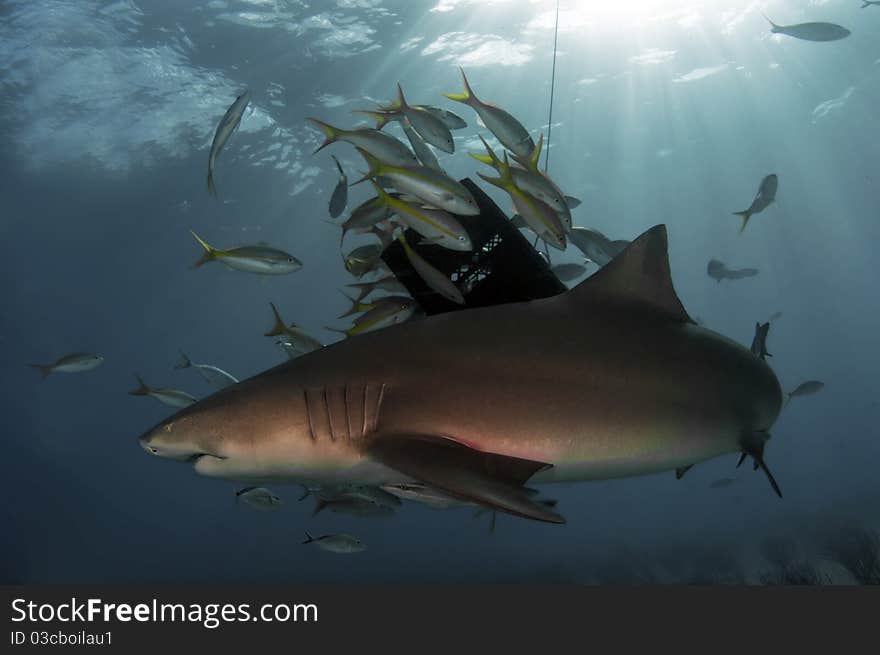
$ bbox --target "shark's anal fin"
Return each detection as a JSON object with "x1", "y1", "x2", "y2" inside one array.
[
  {"x1": 569, "y1": 224, "x2": 694, "y2": 324},
  {"x1": 366, "y1": 435, "x2": 565, "y2": 524}
]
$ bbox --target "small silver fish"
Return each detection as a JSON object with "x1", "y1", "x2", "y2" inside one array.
[
  {"x1": 707, "y1": 259, "x2": 758, "y2": 283},
  {"x1": 785, "y1": 380, "x2": 825, "y2": 406},
  {"x1": 329, "y1": 295, "x2": 417, "y2": 338},
  {"x1": 344, "y1": 243, "x2": 387, "y2": 278},
  {"x1": 207, "y1": 90, "x2": 250, "y2": 198},
  {"x1": 569, "y1": 227, "x2": 629, "y2": 267},
  {"x1": 302, "y1": 532, "x2": 366, "y2": 554},
  {"x1": 397, "y1": 233, "x2": 464, "y2": 305},
  {"x1": 444, "y1": 67, "x2": 534, "y2": 158},
  {"x1": 129, "y1": 374, "x2": 196, "y2": 408},
  {"x1": 191, "y1": 231, "x2": 301, "y2": 275},
  {"x1": 30, "y1": 353, "x2": 104, "y2": 379},
  {"x1": 175, "y1": 351, "x2": 238, "y2": 390},
  {"x1": 733, "y1": 174, "x2": 778, "y2": 234},
  {"x1": 328, "y1": 155, "x2": 348, "y2": 218},
  {"x1": 236, "y1": 486, "x2": 282, "y2": 511},
  {"x1": 552, "y1": 262, "x2": 588, "y2": 282},
  {"x1": 401, "y1": 116, "x2": 442, "y2": 171},
  {"x1": 307, "y1": 118, "x2": 417, "y2": 167},
  {"x1": 264, "y1": 303, "x2": 323, "y2": 356},
  {"x1": 345, "y1": 275, "x2": 408, "y2": 302},
  {"x1": 412, "y1": 105, "x2": 468, "y2": 130},
  {"x1": 763, "y1": 15, "x2": 851, "y2": 42},
  {"x1": 382, "y1": 483, "x2": 468, "y2": 510}
]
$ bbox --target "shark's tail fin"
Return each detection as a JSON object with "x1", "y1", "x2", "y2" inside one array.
[
  {"x1": 733, "y1": 209, "x2": 752, "y2": 234},
  {"x1": 174, "y1": 351, "x2": 192, "y2": 370},
  {"x1": 862, "y1": 1, "x2": 870, "y2": 8},
  {"x1": 29, "y1": 364, "x2": 53, "y2": 379},
  {"x1": 129, "y1": 374, "x2": 151, "y2": 396},
  {"x1": 302, "y1": 531, "x2": 316, "y2": 545}
]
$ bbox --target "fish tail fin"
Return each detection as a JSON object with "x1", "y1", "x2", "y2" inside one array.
[
  {"x1": 306, "y1": 117, "x2": 342, "y2": 154},
  {"x1": 206, "y1": 169, "x2": 218, "y2": 198},
  {"x1": 311, "y1": 499, "x2": 328, "y2": 516},
  {"x1": 337, "y1": 290, "x2": 365, "y2": 318},
  {"x1": 297, "y1": 486, "x2": 311, "y2": 502},
  {"x1": 761, "y1": 12, "x2": 780, "y2": 31},
  {"x1": 331, "y1": 154, "x2": 345, "y2": 176},
  {"x1": 733, "y1": 210, "x2": 752, "y2": 234},
  {"x1": 469, "y1": 152, "x2": 495, "y2": 166},
  {"x1": 174, "y1": 351, "x2": 192, "y2": 370},
  {"x1": 302, "y1": 531, "x2": 316, "y2": 544},
  {"x1": 443, "y1": 66, "x2": 477, "y2": 105},
  {"x1": 29, "y1": 364, "x2": 52, "y2": 379},
  {"x1": 476, "y1": 171, "x2": 504, "y2": 191},
  {"x1": 512, "y1": 132, "x2": 543, "y2": 172},
  {"x1": 264, "y1": 302, "x2": 287, "y2": 337},
  {"x1": 129, "y1": 374, "x2": 151, "y2": 396},
  {"x1": 190, "y1": 230, "x2": 218, "y2": 267},
  {"x1": 351, "y1": 147, "x2": 383, "y2": 185},
  {"x1": 324, "y1": 326, "x2": 352, "y2": 339},
  {"x1": 395, "y1": 82, "x2": 408, "y2": 110},
  {"x1": 352, "y1": 109, "x2": 395, "y2": 130},
  {"x1": 783, "y1": 392, "x2": 792, "y2": 408}
]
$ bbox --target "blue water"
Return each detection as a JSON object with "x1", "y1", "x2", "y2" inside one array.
[{"x1": 2, "y1": 0, "x2": 878, "y2": 584}]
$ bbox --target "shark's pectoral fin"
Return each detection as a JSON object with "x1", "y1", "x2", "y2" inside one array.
[{"x1": 366, "y1": 435, "x2": 565, "y2": 524}]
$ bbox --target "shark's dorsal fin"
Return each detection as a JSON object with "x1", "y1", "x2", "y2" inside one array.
[{"x1": 569, "y1": 224, "x2": 693, "y2": 324}]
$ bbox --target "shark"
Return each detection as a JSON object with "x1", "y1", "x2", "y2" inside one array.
[{"x1": 138, "y1": 225, "x2": 784, "y2": 524}]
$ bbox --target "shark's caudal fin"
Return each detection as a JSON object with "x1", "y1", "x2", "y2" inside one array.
[
  {"x1": 366, "y1": 435, "x2": 565, "y2": 524},
  {"x1": 568, "y1": 224, "x2": 694, "y2": 324},
  {"x1": 733, "y1": 210, "x2": 752, "y2": 234},
  {"x1": 29, "y1": 364, "x2": 53, "y2": 379}
]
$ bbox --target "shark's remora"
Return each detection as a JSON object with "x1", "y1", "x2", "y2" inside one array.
[{"x1": 138, "y1": 225, "x2": 783, "y2": 524}]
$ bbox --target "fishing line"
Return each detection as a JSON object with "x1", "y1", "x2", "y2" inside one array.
[{"x1": 544, "y1": 0, "x2": 560, "y2": 174}]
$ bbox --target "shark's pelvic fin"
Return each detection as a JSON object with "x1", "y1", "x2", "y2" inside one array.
[
  {"x1": 366, "y1": 435, "x2": 565, "y2": 524},
  {"x1": 569, "y1": 224, "x2": 694, "y2": 324},
  {"x1": 738, "y1": 431, "x2": 783, "y2": 498}
]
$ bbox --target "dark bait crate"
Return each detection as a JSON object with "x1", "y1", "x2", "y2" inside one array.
[{"x1": 380, "y1": 178, "x2": 566, "y2": 316}]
